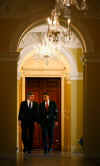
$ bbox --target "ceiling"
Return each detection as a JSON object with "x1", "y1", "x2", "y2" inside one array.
[{"x1": 0, "y1": 0, "x2": 100, "y2": 18}]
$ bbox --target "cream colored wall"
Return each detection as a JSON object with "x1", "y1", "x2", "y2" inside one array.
[
  {"x1": 17, "y1": 77, "x2": 22, "y2": 151},
  {"x1": 70, "y1": 48, "x2": 83, "y2": 72},
  {"x1": 70, "y1": 48, "x2": 83, "y2": 152},
  {"x1": 17, "y1": 76, "x2": 26, "y2": 152},
  {"x1": 71, "y1": 80, "x2": 83, "y2": 152},
  {"x1": 61, "y1": 77, "x2": 71, "y2": 152},
  {"x1": 64, "y1": 78, "x2": 71, "y2": 152}
]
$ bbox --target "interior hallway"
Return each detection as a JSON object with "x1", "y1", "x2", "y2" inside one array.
[{"x1": 0, "y1": 152, "x2": 99, "y2": 166}]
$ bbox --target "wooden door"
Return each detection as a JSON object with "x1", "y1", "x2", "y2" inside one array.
[{"x1": 25, "y1": 77, "x2": 61, "y2": 150}]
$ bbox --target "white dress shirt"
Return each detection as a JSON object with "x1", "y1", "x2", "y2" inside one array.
[
  {"x1": 27, "y1": 100, "x2": 33, "y2": 108},
  {"x1": 45, "y1": 100, "x2": 50, "y2": 107}
]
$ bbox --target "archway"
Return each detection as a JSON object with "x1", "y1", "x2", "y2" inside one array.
[{"x1": 17, "y1": 22, "x2": 84, "y2": 153}]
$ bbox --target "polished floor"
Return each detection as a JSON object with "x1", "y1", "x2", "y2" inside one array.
[{"x1": 0, "y1": 151, "x2": 99, "y2": 166}]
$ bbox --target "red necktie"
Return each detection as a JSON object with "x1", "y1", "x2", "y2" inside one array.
[{"x1": 46, "y1": 102, "x2": 48, "y2": 109}]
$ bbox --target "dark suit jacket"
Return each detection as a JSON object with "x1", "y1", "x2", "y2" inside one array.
[
  {"x1": 18, "y1": 101, "x2": 39, "y2": 123},
  {"x1": 39, "y1": 100, "x2": 58, "y2": 127}
]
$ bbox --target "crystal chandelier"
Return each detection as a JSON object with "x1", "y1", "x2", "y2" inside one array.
[{"x1": 47, "y1": 0, "x2": 87, "y2": 42}]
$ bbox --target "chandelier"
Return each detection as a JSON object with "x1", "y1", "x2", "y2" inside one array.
[{"x1": 47, "y1": 0, "x2": 87, "y2": 42}]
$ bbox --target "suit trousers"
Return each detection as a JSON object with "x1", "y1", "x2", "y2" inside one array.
[
  {"x1": 21, "y1": 122, "x2": 34, "y2": 151},
  {"x1": 42, "y1": 125, "x2": 54, "y2": 150}
]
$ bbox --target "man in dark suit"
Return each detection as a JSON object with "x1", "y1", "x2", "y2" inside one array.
[
  {"x1": 18, "y1": 92, "x2": 39, "y2": 154},
  {"x1": 39, "y1": 92, "x2": 58, "y2": 154}
]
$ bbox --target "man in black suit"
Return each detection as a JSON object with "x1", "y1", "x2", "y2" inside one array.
[
  {"x1": 18, "y1": 92, "x2": 39, "y2": 154},
  {"x1": 39, "y1": 92, "x2": 58, "y2": 154}
]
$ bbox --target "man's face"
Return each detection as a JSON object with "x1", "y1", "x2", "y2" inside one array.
[
  {"x1": 29, "y1": 95, "x2": 35, "y2": 101},
  {"x1": 43, "y1": 95, "x2": 49, "y2": 101}
]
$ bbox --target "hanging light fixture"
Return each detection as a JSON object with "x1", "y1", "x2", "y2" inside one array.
[
  {"x1": 47, "y1": 0, "x2": 87, "y2": 42},
  {"x1": 47, "y1": 8, "x2": 61, "y2": 42},
  {"x1": 39, "y1": 39, "x2": 56, "y2": 65}
]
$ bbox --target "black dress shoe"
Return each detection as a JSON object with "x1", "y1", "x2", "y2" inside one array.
[
  {"x1": 44, "y1": 151, "x2": 48, "y2": 154},
  {"x1": 44, "y1": 149, "x2": 48, "y2": 154},
  {"x1": 27, "y1": 148, "x2": 32, "y2": 154}
]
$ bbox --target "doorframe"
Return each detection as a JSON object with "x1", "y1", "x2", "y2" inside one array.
[{"x1": 17, "y1": 74, "x2": 70, "y2": 152}]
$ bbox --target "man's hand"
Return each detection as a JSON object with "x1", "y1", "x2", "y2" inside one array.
[
  {"x1": 55, "y1": 121, "x2": 58, "y2": 127},
  {"x1": 34, "y1": 122, "x2": 38, "y2": 126},
  {"x1": 18, "y1": 120, "x2": 21, "y2": 125}
]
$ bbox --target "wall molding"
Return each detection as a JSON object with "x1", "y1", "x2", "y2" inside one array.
[
  {"x1": 0, "y1": 153, "x2": 16, "y2": 160},
  {"x1": 70, "y1": 72, "x2": 83, "y2": 80},
  {"x1": 82, "y1": 52, "x2": 100, "y2": 64},
  {"x1": 17, "y1": 68, "x2": 68, "y2": 80},
  {"x1": 0, "y1": 52, "x2": 19, "y2": 62}
]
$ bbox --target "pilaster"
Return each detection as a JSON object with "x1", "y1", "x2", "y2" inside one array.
[
  {"x1": 0, "y1": 51, "x2": 19, "y2": 159},
  {"x1": 83, "y1": 51, "x2": 100, "y2": 159}
]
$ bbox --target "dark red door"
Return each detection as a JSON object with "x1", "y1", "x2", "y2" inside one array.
[{"x1": 25, "y1": 77, "x2": 61, "y2": 150}]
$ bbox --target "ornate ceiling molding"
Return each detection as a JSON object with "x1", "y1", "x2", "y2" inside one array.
[{"x1": 18, "y1": 24, "x2": 82, "y2": 50}]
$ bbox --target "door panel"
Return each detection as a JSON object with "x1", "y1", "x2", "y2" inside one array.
[{"x1": 26, "y1": 77, "x2": 61, "y2": 150}]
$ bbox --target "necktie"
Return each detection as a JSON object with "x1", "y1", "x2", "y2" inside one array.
[
  {"x1": 46, "y1": 102, "x2": 48, "y2": 109},
  {"x1": 29, "y1": 102, "x2": 31, "y2": 109}
]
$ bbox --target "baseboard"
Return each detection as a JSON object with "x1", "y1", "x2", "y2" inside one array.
[
  {"x1": 84, "y1": 153, "x2": 100, "y2": 159},
  {"x1": 0, "y1": 153, "x2": 17, "y2": 160}
]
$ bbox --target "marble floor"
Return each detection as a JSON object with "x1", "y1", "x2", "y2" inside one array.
[{"x1": 0, "y1": 151, "x2": 99, "y2": 166}]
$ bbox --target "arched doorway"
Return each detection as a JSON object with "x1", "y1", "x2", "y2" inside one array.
[{"x1": 17, "y1": 22, "x2": 84, "y2": 153}]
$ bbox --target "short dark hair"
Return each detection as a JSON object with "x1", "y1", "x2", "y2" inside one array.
[
  {"x1": 27, "y1": 92, "x2": 33, "y2": 97},
  {"x1": 43, "y1": 92, "x2": 49, "y2": 96}
]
